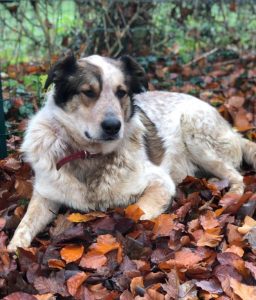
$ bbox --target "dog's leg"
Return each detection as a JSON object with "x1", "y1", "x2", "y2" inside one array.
[
  {"x1": 137, "y1": 166, "x2": 176, "y2": 220},
  {"x1": 8, "y1": 191, "x2": 60, "y2": 252},
  {"x1": 181, "y1": 113, "x2": 244, "y2": 195}
]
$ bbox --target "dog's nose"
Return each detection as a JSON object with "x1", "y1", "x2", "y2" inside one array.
[{"x1": 101, "y1": 118, "x2": 121, "y2": 135}]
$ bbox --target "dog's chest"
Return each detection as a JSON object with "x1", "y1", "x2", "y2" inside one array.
[{"x1": 66, "y1": 154, "x2": 139, "y2": 206}]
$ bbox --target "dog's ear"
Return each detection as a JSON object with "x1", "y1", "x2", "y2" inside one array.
[
  {"x1": 120, "y1": 55, "x2": 148, "y2": 94},
  {"x1": 44, "y1": 51, "x2": 77, "y2": 90}
]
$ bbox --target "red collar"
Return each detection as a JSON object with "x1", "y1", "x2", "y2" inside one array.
[{"x1": 56, "y1": 150, "x2": 101, "y2": 170}]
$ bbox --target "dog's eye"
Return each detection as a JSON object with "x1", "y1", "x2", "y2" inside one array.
[
  {"x1": 83, "y1": 90, "x2": 95, "y2": 98},
  {"x1": 116, "y1": 90, "x2": 127, "y2": 99}
]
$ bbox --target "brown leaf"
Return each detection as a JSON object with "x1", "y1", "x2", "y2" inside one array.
[
  {"x1": 3, "y1": 292, "x2": 36, "y2": 300},
  {"x1": 49, "y1": 213, "x2": 73, "y2": 238},
  {"x1": 79, "y1": 251, "x2": 107, "y2": 269},
  {"x1": 60, "y1": 244, "x2": 84, "y2": 263},
  {"x1": 245, "y1": 227, "x2": 256, "y2": 254},
  {"x1": 225, "y1": 245, "x2": 244, "y2": 257},
  {"x1": 217, "y1": 252, "x2": 248, "y2": 277},
  {"x1": 220, "y1": 192, "x2": 252, "y2": 213},
  {"x1": 159, "y1": 247, "x2": 203, "y2": 270},
  {"x1": 48, "y1": 259, "x2": 65, "y2": 269},
  {"x1": 197, "y1": 227, "x2": 223, "y2": 247},
  {"x1": 67, "y1": 211, "x2": 106, "y2": 223},
  {"x1": 199, "y1": 210, "x2": 219, "y2": 230},
  {"x1": 161, "y1": 269, "x2": 179, "y2": 299},
  {"x1": 152, "y1": 214, "x2": 177, "y2": 238},
  {"x1": 125, "y1": 204, "x2": 144, "y2": 222},
  {"x1": 130, "y1": 276, "x2": 144, "y2": 296},
  {"x1": 245, "y1": 261, "x2": 256, "y2": 279},
  {"x1": 66, "y1": 271, "x2": 88, "y2": 296},
  {"x1": 195, "y1": 279, "x2": 222, "y2": 294},
  {"x1": 34, "y1": 272, "x2": 68, "y2": 297},
  {"x1": 14, "y1": 178, "x2": 32, "y2": 199},
  {"x1": 34, "y1": 294, "x2": 55, "y2": 300},
  {"x1": 230, "y1": 277, "x2": 256, "y2": 299},
  {"x1": 238, "y1": 216, "x2": 256, "y2": 234}
]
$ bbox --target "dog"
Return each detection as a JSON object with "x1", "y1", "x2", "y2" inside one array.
[{"x1": 8, "y1": 53, "x2": 256, "y2": 251}]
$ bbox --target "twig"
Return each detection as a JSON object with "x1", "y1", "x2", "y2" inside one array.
[
  {"x1": 110, "y1": 7, "x2": 141, "y2": 56},
  {"x1": 184, "y1": 47, "x2": 219, "y2": 67}
]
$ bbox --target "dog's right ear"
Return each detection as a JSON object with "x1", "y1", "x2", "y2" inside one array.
[{"x1": 44, "y1": 52, "x2": 77, "y2": 90}]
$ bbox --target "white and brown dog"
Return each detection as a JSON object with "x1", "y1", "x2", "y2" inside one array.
[{"x1": 8, "y1": 53, "x2": 256, "y2": 251}]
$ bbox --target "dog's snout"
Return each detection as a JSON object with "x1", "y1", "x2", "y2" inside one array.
[{"x1": 101, "y1": 118, "x2": 121, "y2": 135}]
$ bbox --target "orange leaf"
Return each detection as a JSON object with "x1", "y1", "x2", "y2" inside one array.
[
  {"x1": 60, "y1": 244, "x2": 84, "y2": 263},
  {"x1": 159, "y1": 248, "x2": 203, "y2": 270},
  {"x1": 153, "y1": 214, "x2": 177, "y2": 238},
  {"x1": 197, "y1": 227, "x2": 223, "y2": 247},
  {"x1": 67, "y1": 272, "x2": 88, "y2": 296},
  {"x1": 48, "y1": 259, "x2": 65, "y2": 269},
  {"x1": 67, "y1": 212, "x2": 106, "y2": 223},
  {"x1": 238, "y1": 216, "x2": 256, "y2": 235},
  {"x1": 124, "y1": 204, "x2": 144, "y2": 222},
  {"x1": 89, "y1": 234, "x2": 123, "y2": 263},
  {"x1": 34, "y1": 293, "x2": 55, "y2": 300},
  {"x1": 230, "y1": 277, "x2": 256, "y2": 299},
  {"x1": 130, "y1": 276, "x2": 144, "y2": 296},
  {"x1": 225, "y1": 245, "x2": 244, "y2": 257},
  {"x1": 199, "y1": 211, "x2": 219, "y2": 230},
  {"x1": 79, "y1": 251, "x2": 107, "y2": 269}
]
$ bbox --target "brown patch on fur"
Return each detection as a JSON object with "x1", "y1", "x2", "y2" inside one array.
[{"x1": 139, "y1": 109, "x2": 165, "y2": 165}]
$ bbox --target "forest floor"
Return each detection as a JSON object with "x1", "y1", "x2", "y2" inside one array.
[{"x1": 0, "y1": 51, "x2": 256, "y2": 299}]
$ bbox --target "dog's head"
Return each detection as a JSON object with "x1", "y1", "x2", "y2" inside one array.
[{"x1": 45, "y1": 53, "x2": 147, "y2": 153}]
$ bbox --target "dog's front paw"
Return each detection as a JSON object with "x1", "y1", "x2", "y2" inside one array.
[
  {"x1": 138, "y1": 204, "x2": 165, "y2": 220},
  {"x1": 7, "y1": 231, "x2": 32, "y2": 252}
]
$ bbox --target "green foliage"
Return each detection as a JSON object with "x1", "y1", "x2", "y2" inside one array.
[{"x1": 0, "y1": 1, "x2": 255, "y2": 64}]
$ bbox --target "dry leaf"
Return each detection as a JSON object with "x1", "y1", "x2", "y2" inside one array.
[
  {"x1": 60, "y1": 244, "x2": 84, "y2": 263},
  {"x1": 89, "y1": 234, "x2": 123, "y2": 263},
  {"x1": 79, "y1": 251, "x2": 107, "y2": 269},
  {"x1": 67, "y1": 212, "x2": 106, "y2": 223},
  {"x1": 67, "y1": 272, "x2": 88, "y2": 296},
  {"x1": 238, "y1": 216, "x2": 256, "y2": 235},
  {"x1": 230, "y1": 277, "x2": 256, "y2": 299},
  {"x1": 48, "y1": 259, "x2": 65, "y2": 269},
  {"x1": 125, "y1": 204, "x2": 144, "y2": 222}
]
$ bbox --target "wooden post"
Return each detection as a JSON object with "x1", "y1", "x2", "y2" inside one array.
[{"x1": 0, "y1": 72, "x2": 7, "y2": 159}]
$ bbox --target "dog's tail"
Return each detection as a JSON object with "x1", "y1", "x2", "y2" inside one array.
[{"x1": 241, "y1": 138, "x2": 256, "y2": 169}]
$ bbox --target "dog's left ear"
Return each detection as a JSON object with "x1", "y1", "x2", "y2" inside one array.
[{"x1": 120, "y1": 55, "x2": 148, "y2": 94}]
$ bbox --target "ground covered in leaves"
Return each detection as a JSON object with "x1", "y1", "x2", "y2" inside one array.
[{"x1": 1, "y1": 51, "x2": 256, "y2": 299}]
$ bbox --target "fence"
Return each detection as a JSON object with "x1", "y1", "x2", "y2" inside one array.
[{"x1": 0, "y1": 74, "x2": 7, "y2": 158}]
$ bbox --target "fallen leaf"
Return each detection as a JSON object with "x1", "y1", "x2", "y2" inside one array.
[
  {"x1": 89, "y1": 234, "x2": 123, "y2": 263},
  {"x1": 225, "y1": 245, "x2": 244, "y2": 257},
  {"x1": 199, "y1": 210, "x2": 219, "y2": 230},
  {"x1": 197, "y1": 227, "x2": 223, "y2": 247},
  {"x1": 230, "y1": 277, "x2": 256, "y2": 299},
  {"x1": 130, "y1": 276, "x2": 144, "y2": 296},
  {"x1": 125, "y1": 204, "x2": 144, "y2": 222},
  {"x1": 67, "y1": 211, "x2": 106, "y2": 223},
  {"x1": 195, "y1": 279, "x2": 223, "y2": 294},
  {"x1": 238, "y1": 216, "x2": 256, "y2": 234},
  {"x1": 66, "y1": 271, "x2": 88, "y2": 296},
  {"x1": 152, "y1": 214, "x2": 177, "y2": 238},
  {"x1": 79, "y1": 251, "x2": 107, "y2": 269},
  {"x1": 34, "y1": 294, "x2": 55, "y2": 300},
  {"x1": 3, "y1": 292, "x2": 36, "y2": 300},
  {"x1": 48, "y1": 259, "x2": 65, "y2": 269},
  {"x1": 60, "y1": 244, "x2": 84, "y2": 263}
]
